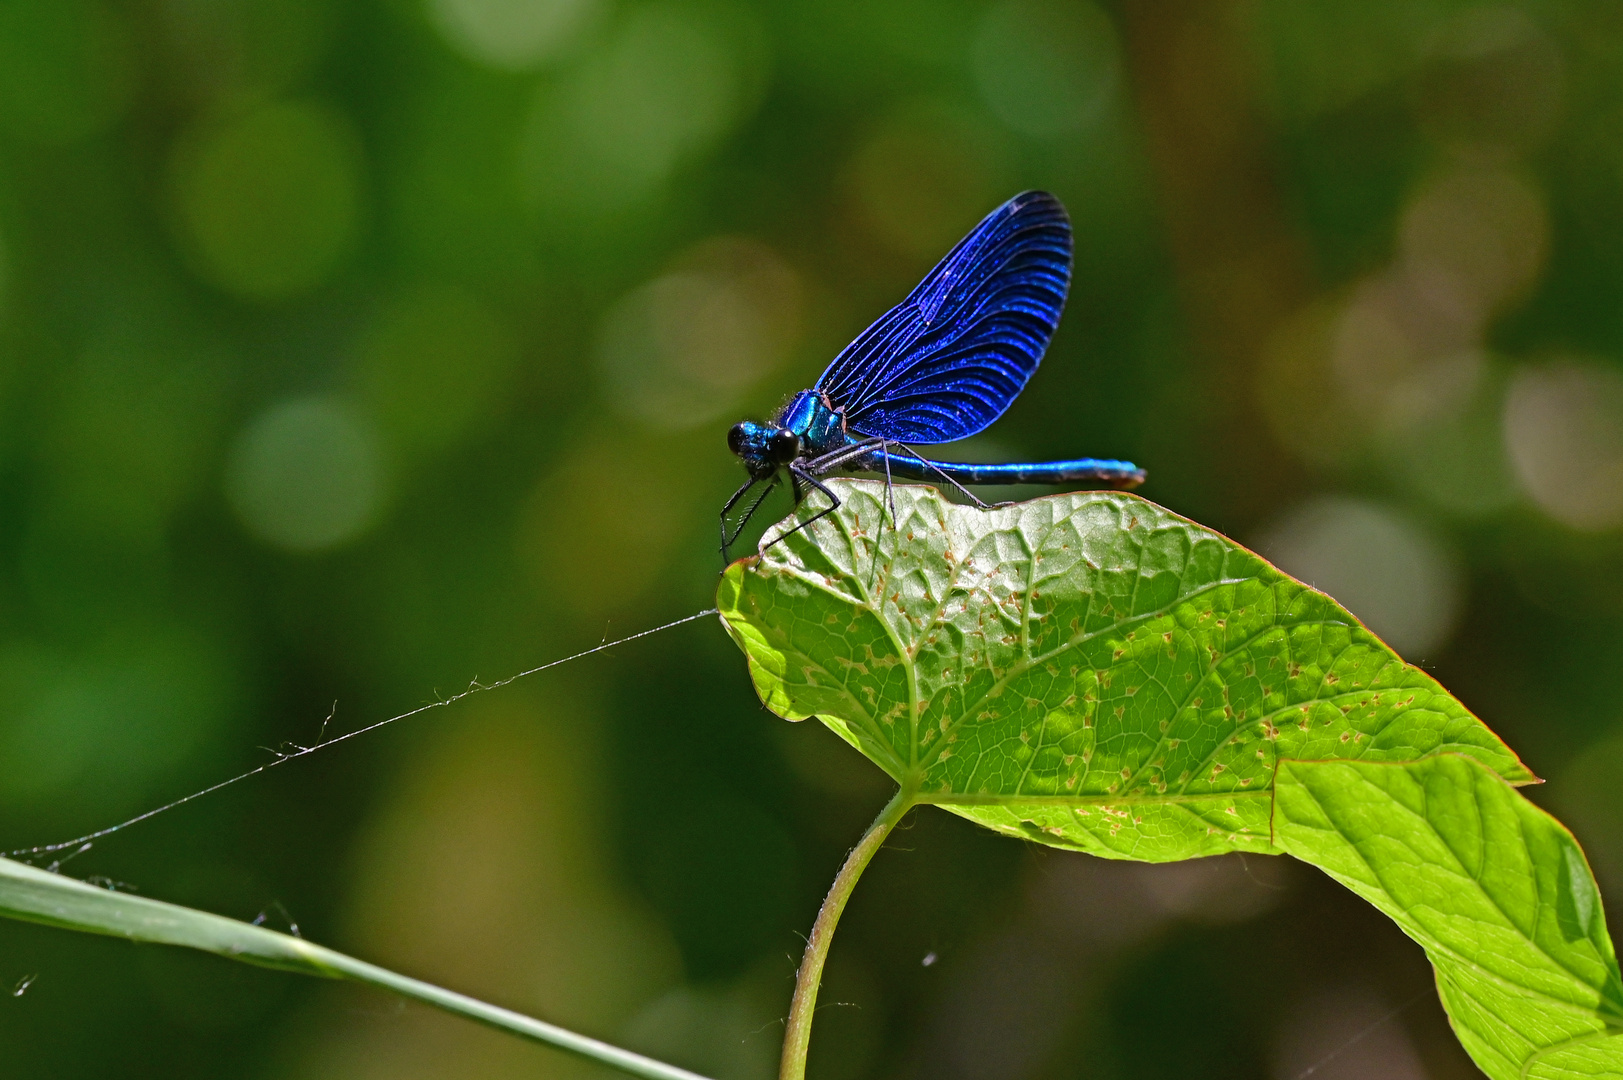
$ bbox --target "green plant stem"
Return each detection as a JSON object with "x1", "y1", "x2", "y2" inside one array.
[
  {"x1": 0, "y1": 856, "x2": 710, "y2": 1080},
  {"x1": 780, "y1": 786, "x2": 915, "y2": 1080}
]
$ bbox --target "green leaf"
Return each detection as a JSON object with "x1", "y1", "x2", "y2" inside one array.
[
  {"x1": 719, "y1": 480, "x2": 1532, "y2": 861},
  {"x1": 0, "y1": 856, "x2": 712, "y2": 1080},
  {"x1": 1274, "y1": 756, "x2": 1623, "y2": 1080},
  {"x1": 718, "y1": 479, "x2": 1623, "y2": 1079}
]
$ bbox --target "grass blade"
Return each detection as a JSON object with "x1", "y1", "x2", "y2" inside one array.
[{"x1": 0, "y1": 855, "x2": 712, "y2": 1080}]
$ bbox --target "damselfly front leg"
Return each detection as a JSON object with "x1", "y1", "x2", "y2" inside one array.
[
  {"x1": 719, "y1": 474, "x2": 780, "y2": 562},
  {"x1": 765, "y1": 465, "x2": 843, "y2": 551}
]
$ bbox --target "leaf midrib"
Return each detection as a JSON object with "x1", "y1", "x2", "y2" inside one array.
[
  {"x1": 1293, "y1": 769, "x2": 1612, "y2": 1015},
  {"x1": 1519, "y1": 1027, "x2": 1621, "y2": 1080},
  {"x1": 921, "y1": 788, "x2": 1275, "y2": 807}
]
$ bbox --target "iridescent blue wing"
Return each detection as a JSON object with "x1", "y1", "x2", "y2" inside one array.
[{"x1": 814, "y1": 190, "x2": 1071, "y2": 444}]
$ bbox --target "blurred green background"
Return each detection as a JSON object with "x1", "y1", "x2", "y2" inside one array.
[{"x1": 0, "y1": 0, "x2": 1621, "y2": 1077}]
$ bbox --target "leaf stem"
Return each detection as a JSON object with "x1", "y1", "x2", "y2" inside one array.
[{"x1": 780, "y1": 786, "x2": 915, "y2": 1080}]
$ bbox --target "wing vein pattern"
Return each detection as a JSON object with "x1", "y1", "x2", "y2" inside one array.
[{"x1": 814, "y1": 190, "x2": 1072, "y2": 445}]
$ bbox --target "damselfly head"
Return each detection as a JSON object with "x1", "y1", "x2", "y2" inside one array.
[{"x1": 728, "y1": 420, "x2": 800, "y2": 478}]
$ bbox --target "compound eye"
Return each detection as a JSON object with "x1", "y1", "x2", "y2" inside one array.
[
  {"x1": 727, "y1": 422, "x2": 749, "y2": 455},
  {"x1": 769, "y1": 429, "x2": 801, "y2": 462}
]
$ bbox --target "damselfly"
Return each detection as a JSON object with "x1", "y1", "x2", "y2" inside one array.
[{"x1": 722, "y1": 190, "x2": 1144, "y2": 561}]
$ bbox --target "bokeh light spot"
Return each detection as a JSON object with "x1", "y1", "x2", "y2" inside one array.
[
  {"x1": 0, "y1": 0, "x2": 133, "y2": 143},
  {"x1": 427, "y1": 0, "x2": 600, "y2": 71},
  {"x1": 849, "y1": 102, "x2": 1013, "y2": 260},
  {"x1": 597, "y1": 237, "x2": 801, "y2": 430},
  {"x1": 1254, "y1": 1, "x2": 1452, "y2": 119},
  {"x1": 571, "y1": 4, "x2": 744, "y2": 182},
  {"x1": 1415, "y1": 6, "x2": 1564, "y2": 151},
  {"x1": 972, "y1": 0, "x2": 1119, "y2": 139},
  {"x1": 157, "y1": 0, "x2": 336, "y2": 105},
  {"x1": 1331, "y1": 273, "x2": 1475, "y2": 422},
  {"x1": 1379, "y1": 352, "x2": 1517, "y2": 518},
  {"x1": 1255, "y1": 496, "x2": 1462, "y2": 658},
  {"x1": 170, "y1": 99, "x2": 363, "y2": 300},
  {"x1": 1397, "y1": 160, "x2": 1547, "y2": 328},
  {"x1": 1258, "y1": 300, "x2": 1365, "y2": 470},
  {"x1": 1268, "y1": 157, "x2": 1551, "y2": 484},
  {"x1": 357, "y1": 283, "x2": 519, "y2": 455},
  {"x1": 519, "y1": 435, "x2": 686, "y2": 614},
  {"x1": 523, "y1": 1, "x2": 763, "y2": 212},
  {"x1": 1504, "y1": 359, "x2": 1623, "y2": 531},
  {"x1": 225, "y1": 395, "x2": 385, "y2": 552}
]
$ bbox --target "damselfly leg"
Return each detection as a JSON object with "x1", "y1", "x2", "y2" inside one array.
[
  {"x1": 889, "y1": 444, "x2": 993, "y2": 509},
  {"x1": 764, "y1": 465, "x2": 842, "y2": 551},
  {"x1": 719, "y1": 474, "x2": 780, "y2": 562},
  {"x1": 881, "y1": 446, "x2": 895, "y2": 528}
]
